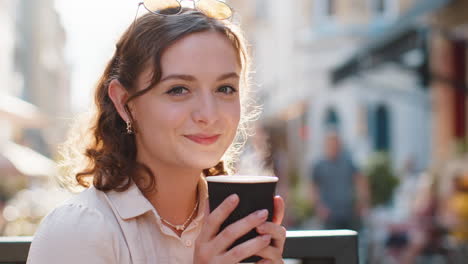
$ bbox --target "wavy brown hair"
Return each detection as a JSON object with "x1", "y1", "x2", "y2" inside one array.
[{"x1": 59, "y1": 9, "x2": 258, "y2": 193}]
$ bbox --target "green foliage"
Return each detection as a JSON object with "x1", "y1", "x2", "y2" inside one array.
[
  {"x1": 454, "y1": 138, "x2": 468, "y2": 155},
  {"x1": 364, "y1": 152, "x2": 399, "y2": 207},
  {"x1": 288, "y1": 168, "x2": 313, "y2": 223}
]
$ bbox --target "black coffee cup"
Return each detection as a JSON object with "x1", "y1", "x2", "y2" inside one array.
[{"x1": 206, "y1": 175, "x2": 278, "y2": 263}]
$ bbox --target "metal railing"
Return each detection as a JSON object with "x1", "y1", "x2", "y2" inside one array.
[{"x1": 0, "y1": 230, "x2": 358, "y2": 264}]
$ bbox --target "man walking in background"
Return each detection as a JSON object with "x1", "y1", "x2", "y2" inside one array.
[{"x1": 310, "y1": 130, "x2": 370, "y2": 230}]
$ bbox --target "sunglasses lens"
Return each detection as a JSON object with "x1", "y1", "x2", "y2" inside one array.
[
  {"x1": 196, "y1": 0, "x2": 232, "y2": 19},
  {"x1": 143, "y1": 0, "x2": 181, "y2": 15}
]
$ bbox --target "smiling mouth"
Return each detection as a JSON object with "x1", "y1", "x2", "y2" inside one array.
[{"x1": 184, "y1": 134, "x2": 221, "y2": 145}]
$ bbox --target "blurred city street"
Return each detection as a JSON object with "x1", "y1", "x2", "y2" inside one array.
[{"x1": 1, "y1": 0, "x2": 468, "y2": 263}]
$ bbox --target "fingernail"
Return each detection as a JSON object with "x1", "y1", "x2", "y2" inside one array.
[
  {"x1": 256, "y1": 209, "x2": 268, "y2": 218},
  {"x1": 261, "y1": 234, "x2": 271, "y2": 241},
  {"x1": 228, "y1": 194, "x2": 238, "y2": 204}
]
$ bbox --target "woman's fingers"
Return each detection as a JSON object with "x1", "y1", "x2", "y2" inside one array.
[
  {"x1": 195, "y1": 195, "x2": 241, "y2": 263},
  {"x1": 196, "y1": 195, "x2": 285, "y2": 264},
  {"x1": 256, "y1": 222, "x2": 287, "y2": 249},
  {"x1": 198, "y1": 194, "x2": 239, "y2": 241},
  {"x1": 272, "y1": 196, "x2": 285, "y2": 225},
  {"x1": 256, "y1": 259, "x2": 273, "y2": 264},
  {"x1": 223, "y1": 234, "x2": 272, "y2": 263},
  {"x1": 255, "y1": 246, "x2": 284, "y2": 264},
  {"x1": 255, "y1": 216, "x2": 287, "y2": 264},
  {"x1": 211, "y1": 209, "x2": 269, "y2": 254}
]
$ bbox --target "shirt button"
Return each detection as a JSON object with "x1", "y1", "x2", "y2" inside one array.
[{"x1": 184, "y1": 240, "x2": 193, "y2": 247}]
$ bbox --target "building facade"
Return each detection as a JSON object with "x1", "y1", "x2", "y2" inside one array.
[
  {"x1": 429, "y1": 0, "x2": 468, "y2": 162},
  {"x1": 0, "y1": 0, "x2": 69, "y2": 175},
  {"x1": 13, "y1": 0, "x2": 70, "y2": 156},
  {"x1": 231, "y1": 0, "x2": 430, "y2": 184}
]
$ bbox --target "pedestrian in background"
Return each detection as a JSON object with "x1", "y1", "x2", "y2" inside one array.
[
  {"x1": 309, "y1": 130, "x2": 370, "y2": 230},
  {"x1": 443, "y1": 172, "x2": 468, "y2": 262}
]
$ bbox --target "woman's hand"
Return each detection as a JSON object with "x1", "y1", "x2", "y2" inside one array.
[
  {"x1": 194, "y1": 194, "x2": 284, "y2": 264},
  {"x1": 254, "y1": 196, "x2": 286, "y2": 264}
]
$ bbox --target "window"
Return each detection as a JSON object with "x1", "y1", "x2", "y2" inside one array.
[
  {"x1": 314, "y1": 0, "x2": 336, "y2": 19},
  {"x1": 326, "y1": 0, "x2": 335, "y2": 17},
  {"x1": 375, "y1": 0, "x2": 385, "y2": 14},
  {"x1": 313, "y1": 0, "x2": 339, "y2": 33},
  {"x1": 370, "y1": 0, "x2": 397, "y2": 18},
  {"x1": 374, "y1": 104, "x2": 391, "y2": 152},
  {"x1": 325, "y1": 107, "x2": 340, "y2": 131}
]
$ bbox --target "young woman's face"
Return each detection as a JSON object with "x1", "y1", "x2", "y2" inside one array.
[{"x1": 130, "y1": 31, "x2": 241, "y2": 172}]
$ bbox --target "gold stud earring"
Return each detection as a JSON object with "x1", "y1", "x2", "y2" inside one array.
[{"x1": 126, "y1": 121, "x2": 133, "y2": 134}]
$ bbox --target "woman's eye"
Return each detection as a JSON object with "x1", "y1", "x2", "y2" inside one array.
[
  {"x1": 217, "y1": 85, "x2": 237, "y2": 95},
  {"x1": 166, "y1": 86, "x2": 189, "y2": 95}
]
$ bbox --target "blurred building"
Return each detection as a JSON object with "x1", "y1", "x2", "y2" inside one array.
[
  {"x1": 328, "y1": 0, "x2": 434, "y2": 171},
  {"x1": 429, "y1": 1, "x2": 468, "y2": 162},
  {"x1": 0, "y1": 0, "x2": 70, "y2": 235},
  {"x1": 230, "y1": 2, "x2": 468, "y2": 233},
  {"x1": 0, "y1": 0, "x2": 19, "y2": 178},
  {"x1": 0, "y1": 0, "x2": 39, "y2": 150},
  {"x1": 333, "y1": 0, "x2": 468, "y2": 164},
  {"x1": 0, "y1": 0, "x2": 69, "y2": 180},
  {"x1": 14, "y1": 0, "x2": 71, "y2": 156},
  {"x1": 231, "y1": 0, "x2": 434, "y2": 184}
]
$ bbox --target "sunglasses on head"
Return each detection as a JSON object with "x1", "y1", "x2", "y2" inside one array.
[{"x1": 138, "y1": 0, "x2": 233, "y2": 20}]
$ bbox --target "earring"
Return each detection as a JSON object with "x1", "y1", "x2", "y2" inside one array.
[{"x1": 126, "y1": 121, "x2": 133, "y2": 134}]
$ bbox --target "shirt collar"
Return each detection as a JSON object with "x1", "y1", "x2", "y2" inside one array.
[
  {"x1": 194, "y1": 176, "x2": 209, "y2": 222},
  {"x1": 105, "y1": 181, "x2": 154, "y2": 220},
  {"x1": 105, "y1": 175, "x2": 209, "y2": 221}
]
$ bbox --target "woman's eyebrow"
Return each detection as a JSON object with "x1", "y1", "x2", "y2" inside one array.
[
  {"x1": 160, "y1": 72, "x2": 240, "y2": 82},
  {"x1": 160, "y1": 74, "x2": 195, "y2": 82},
  {"x1": 217, "y1": 72, "x2": 239, "y2": 81}
]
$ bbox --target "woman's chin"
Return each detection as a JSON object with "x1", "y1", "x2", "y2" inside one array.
[{"x1": 187, "y1": 158, "x2": 222, "y2": 172}]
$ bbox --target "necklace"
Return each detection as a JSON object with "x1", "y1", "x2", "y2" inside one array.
[{"x1": 160, "y1": 200, "x2": 199, "y2": 231}]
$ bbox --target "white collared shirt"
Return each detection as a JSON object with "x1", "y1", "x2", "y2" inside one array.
[{"x1": 27, "y1": 176, "x2": 208, "y2": 264}]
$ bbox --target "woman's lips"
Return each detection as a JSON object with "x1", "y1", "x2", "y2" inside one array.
[{"x1": 184, "y1": 134, "x2": 220, "y2": 145}]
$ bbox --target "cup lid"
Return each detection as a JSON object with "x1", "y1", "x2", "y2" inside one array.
[{"x1": 205, "y1": 175, "x2": 279, "y2": 183}]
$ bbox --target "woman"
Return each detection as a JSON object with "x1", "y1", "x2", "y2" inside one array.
[{"x1": 27, "y1": 1, "x2": 286, "y2": 264}]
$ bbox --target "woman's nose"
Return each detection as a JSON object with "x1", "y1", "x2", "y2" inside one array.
[{"x1": 192, "y1": 93, "x2": 219, "y2": 126}]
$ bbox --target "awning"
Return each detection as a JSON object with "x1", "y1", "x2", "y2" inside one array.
[
  {"x1": 331, "y1": 0, "x2": 453, "y2": 84},
  {"x1": 0, "y1": 94, "x2": 47, "y2": 128},
  {"x1": 0, "y1": 153, "x2": 22, "y2": 177},
  {"x1": 1, "y1": 141, "x2": 56, "y2": 177},
  {"x1": 331, "y1": 24, "x2": 426, "y2": 84}
]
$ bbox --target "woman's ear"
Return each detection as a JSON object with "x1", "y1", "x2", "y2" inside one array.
[{"x1": 108, "y1": 79, "x2": 130, "y2": 122}]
